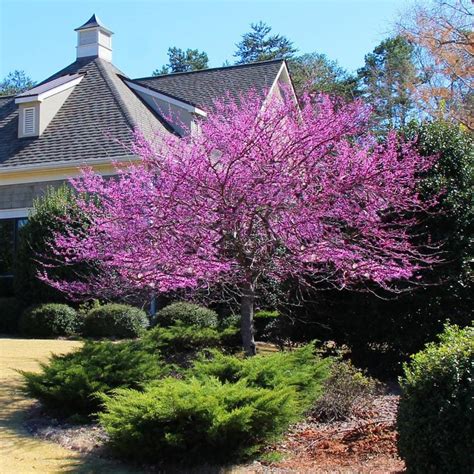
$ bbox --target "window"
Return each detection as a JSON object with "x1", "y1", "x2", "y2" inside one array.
[
  {"x1": 0, "y1": 218, "x2": 28, "y2": 295},
  {"x1": 23, "y1": 107, "x2": 35, "y2": 135}
]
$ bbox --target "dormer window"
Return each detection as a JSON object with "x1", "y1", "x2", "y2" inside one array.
[{"x1": 23, "y1": 107, "x2": 36, "y2": 136}]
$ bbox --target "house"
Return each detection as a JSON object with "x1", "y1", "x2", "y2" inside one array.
[{"x1": 0, "y1": 15, "x2": 293, "y2": 294}]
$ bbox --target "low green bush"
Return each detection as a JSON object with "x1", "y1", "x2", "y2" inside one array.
[
  {"x1": 312, "y1": 360, "x2": 377, "y2": 422},
  {"x1": 21, "y1": 339, "x2": 167, "y2": 419},
  {"x1": 19, "y1": 303, "x2": 79, "y2": 337},
  {"x1": 99, "y1": 377, "x2": 298, "y2": 463},
  {"x1": 144, "y1": 323, "x2": 239, "y2": 354},
  {"x1": 0, "y1": 297, "x2": 23, "y2": 334},
  {"x1": 153, "y1": 302, "x2": 218, "y2": 328},
  {"x1": 83, "y1": 304, "x2": 148, "y2": 339},
  {"x1": 99, "y1": 344, "x2": 330, "y2": 463},
  {"x1": 397, "y1": 324, "x2": 474, "y2": 474},
  {"x1": 191, "y1": 343, "x2": 331, "y2": 409}
]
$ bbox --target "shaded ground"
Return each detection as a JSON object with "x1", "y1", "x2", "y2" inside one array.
[
  {"x1": 252, "y1": 393, "x2": 405, "y2": 473},
  {"x1": 0, "y1": 337, "x2": 140, "y2": 474}
]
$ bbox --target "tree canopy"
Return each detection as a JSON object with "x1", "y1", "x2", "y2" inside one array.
[
  {"x1": 358, "y1": 36, "x2": 419, "y2": 129},
  {"x1": 289, "y1": 53, "x2": 359, "y2": 99},
  {"x1": 398, "y1": 0, "x2": 474, "y2": 130},
  {"x1": 153, "y1": 47, "x2": 209, "y2": 75},
  {"x1": 0, "y1": 70, "x2": 35, "y2": 96},
  {"x1": 41, "y1": 91, "x2": 436, "y2": 354},
  {"x1": 234, "y1": 21, "x2": 297, "y2": 64}
]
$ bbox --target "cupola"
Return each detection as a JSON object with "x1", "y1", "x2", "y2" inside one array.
[{"x1": 75, "y1": 14, "x2": 113, "y2": 62}]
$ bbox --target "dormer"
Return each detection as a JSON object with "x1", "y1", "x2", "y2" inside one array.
[
  {"x1": 15, "y1": 74, "x2": 83, "y2": 138},
  {"x1": 75, "y1": 14, "x2": 113, "y2": 62}
]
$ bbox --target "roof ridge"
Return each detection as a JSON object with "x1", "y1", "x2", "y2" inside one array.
[
  {"x1": 133, "y1": 58, "x2": 285, "y2": 81},
  {"x1": 121, "y1": 75, "x2": 199, "y2": 108},
  {"x1": 94, "y1": 58, "x2": 138, "y2": 132}
]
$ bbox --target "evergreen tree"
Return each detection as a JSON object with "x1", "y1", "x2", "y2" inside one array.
[
  {"x1": 153, "y1": 47, "x2": 208, "y2": 75},
  {"x1": 234, "y1": 22, "x2": 296, "y2": 64},
  {"x1": 0, "y1": 70, "x2": 35, "y2": 96},
  {"x1": 358, "y1": 36, "x2": 418, "y2": 128}
]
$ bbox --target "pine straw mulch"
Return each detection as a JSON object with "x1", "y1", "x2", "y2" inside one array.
[{"x1": 252, "y1": 393, "x2": 405, "y2": 473}]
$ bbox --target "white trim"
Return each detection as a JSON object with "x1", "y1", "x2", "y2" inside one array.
[
  {"x1": 15, "y1": 76, "x2": 84, "y2": 104},
  {"x1": 124, "y1": 80, "x2": 207, "y2": 117},
  {"x1": 0, "y1": 208, "x2": 30, "y2": 219},
  {"x1": 0, "y1": 155, "x2": 139, "y2": 175},
  {"x1": 268, "y1": 62, "x2": 287, "y2": 98},
  {"x1": 0, "y1": 155, "x2": 140, "y2": 186},
  {"x1": 23, "y1": 107, "x2": 36, "y2": 135},
  {"x1": 266, "y1": 61, "x2": 298, "y2": 104}
]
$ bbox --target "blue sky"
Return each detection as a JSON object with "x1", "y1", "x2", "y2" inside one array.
[{"x1": 0, "y1": 0, "x2": 410, "y2": 82}]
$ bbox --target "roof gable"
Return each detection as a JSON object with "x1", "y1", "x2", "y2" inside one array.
[{"x1": 0, "y1": 57, "x2": 169, "y2": 170}]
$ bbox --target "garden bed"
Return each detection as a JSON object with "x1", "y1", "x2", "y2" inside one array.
[
  {"x1": 24, "y1": 389, "x2": 405, "y2": 473},
  {"x1": 256, "y1": 393, "x2": 404, "y2": 473}
]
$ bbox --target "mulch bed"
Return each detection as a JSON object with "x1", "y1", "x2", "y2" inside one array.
[
  {"x1": 25, "y1": 404, "x2": 109, "y2": 456},
  {"x1": 254, "y1": 393, "x2": 405, "y2": 473},
  {"x1": 25, "y1": 393, "x2": 405, "y2": 473}
]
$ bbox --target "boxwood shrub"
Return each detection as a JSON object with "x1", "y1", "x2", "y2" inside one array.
[
  {"x1": 21, "y1": 339, "x2": 167, "y2": 419},
  {"x1": 19, "y1": 303, "x2": 79, "y2": 337},
  {"x1": 83, "y1": 304, "x2": 148, "y2": 339},
  {"x1": 397, "y1": 324, "x2": 474, "y2": 473},
  {"x1": 153, "y1": 302, "x2": 218, "y2": 329}
]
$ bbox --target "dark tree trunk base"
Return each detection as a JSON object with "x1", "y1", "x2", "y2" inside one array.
[{"x1": 241, "y1": 288, "x2": 256, "y2": 356}]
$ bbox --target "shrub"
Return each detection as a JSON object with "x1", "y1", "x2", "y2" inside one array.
[
  {"x1": 191, "y1": 343, "x2": 331, "y2": 410},
  {"x1": 153, "y1": 302, "x2": 218, "y2": 329},
  {"x1": 83, "y1": 304, "x2": 148, "y2": 339},
  {"x1": 14, "y1": 184, "x2": 86, "y2": 305},
  {"x1": 144, "y1": 323, "x2": 240, "y2": 354},
  {"x1": 99, "y1": 376, "x2": 298, "y2": 463},
  {"x1": 99, "y1": 344, "x2": 330, "y2": 463},
  {"x1": 19, "y1": 303, "x2": 79, "y2": 337},
  {"x1": 254, "y1": 310, "x2": 279, "y2": 340},
  {"x1": 312, "y1": 360, "x2": 377, "y2": 422},
  {"x1": 21, "y1": 339, "x2": 167, "y2": 419},
  {"x1": 397, "y1": 324, "x2": 474, "y2": 473},
  {"x1": 0, "y1": 297, "x2": 23, "y2": 334}
]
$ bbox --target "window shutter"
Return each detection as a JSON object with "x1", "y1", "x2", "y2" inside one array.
[{"x1": 23, "y1": 108, "x2": 35, "y2": 135}]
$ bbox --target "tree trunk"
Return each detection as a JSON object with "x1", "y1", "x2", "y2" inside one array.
[{"x1": 241, "y1": 286, "x2": 256, "y2": 356}]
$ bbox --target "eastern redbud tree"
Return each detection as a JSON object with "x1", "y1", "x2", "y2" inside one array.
[{"x1": 42, "y1": 91, "x2": 436, "y2": 355}]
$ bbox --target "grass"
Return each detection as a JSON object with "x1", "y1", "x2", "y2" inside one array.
[{"x1": 0, "y1": 337, "x2": 141, "y2": 473}]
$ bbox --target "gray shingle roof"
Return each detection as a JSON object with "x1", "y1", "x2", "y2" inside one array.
[
  {"x1": 134, "y1": 59, "x2": 284, "y2": 110},
  {"x1": 0, "y1": 57, "x2": 169, "y2": 169},
  {"x1": 0, "y1": 58, "x2": 284, "y2": 171},
  {"x1": 16, "y1": 73, "x2": 82, "y2": 98}
]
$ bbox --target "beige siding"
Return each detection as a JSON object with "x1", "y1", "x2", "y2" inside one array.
[{"x1": 0, "y1": 180, "x2": 65, "y2": 210}]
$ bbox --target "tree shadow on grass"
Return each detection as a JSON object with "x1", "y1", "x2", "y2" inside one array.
[{"x1": 1, "y1": 390, "x2": 238, "y2": 474}]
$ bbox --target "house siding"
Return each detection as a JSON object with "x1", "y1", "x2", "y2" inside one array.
[{"x1": 0, "y1": 180, "x2": 65, "y2": 211}]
